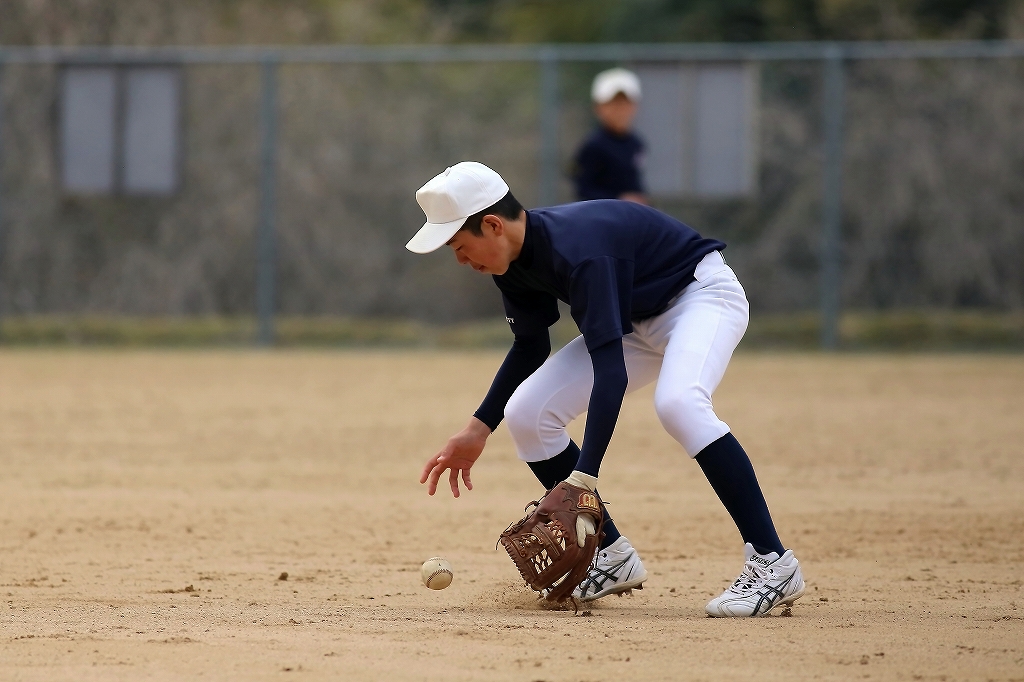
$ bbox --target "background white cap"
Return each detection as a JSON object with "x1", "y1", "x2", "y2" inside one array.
[
  {"x1": 591, "y1": 68, "x2": 642, "y2": 104},
  {"x1": 407, "y1": 162, "x2": 509, "y2": 254}
]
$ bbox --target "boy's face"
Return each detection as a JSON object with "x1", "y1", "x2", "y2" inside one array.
[
  {"x1": 446, "y1": 218, "x2": 511, "y2": 275},
  {"x1": 594, "y1": 92, "x2": 638, "y2": 135}
]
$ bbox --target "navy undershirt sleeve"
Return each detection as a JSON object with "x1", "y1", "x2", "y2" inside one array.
[
  {"x1": 473, "y1": 330, "x2": 551, "y2": 431},
  {"x1": 574, "y1": 337, "x2": 628, "y2": 477}
]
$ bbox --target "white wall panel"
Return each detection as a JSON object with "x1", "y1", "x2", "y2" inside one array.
[
  {"x1": 61, "y1": 68, "x2": 117, "y2": 193},
  {"x1": 634, "y1": 63, "x2": 758, "y2": 198},
  {"x1": 695, "y1": 65, "x2": 755, "y2": 196},
  {"x1": 123, "y1": 68, "x2": 181, "y2": 194},
  {"x1": 633, "y1": 66, "x2": 689, "y2": 195}
]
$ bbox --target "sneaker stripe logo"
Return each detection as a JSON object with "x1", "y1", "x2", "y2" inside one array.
[
  {"x1": 750, "y1": 573, "x2": 795, "y2": 615},
  {"x1": 578, "y1": 558, "x2": 630, "y2": 598}
]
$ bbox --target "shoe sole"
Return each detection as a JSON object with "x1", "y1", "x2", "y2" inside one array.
[{"x1": 577, "y1": 568, "x2": 649, "y2": 602}]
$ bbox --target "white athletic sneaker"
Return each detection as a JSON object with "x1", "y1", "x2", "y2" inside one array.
[
  {"x1": 705, "y1": 543, "x2": 805, "y2": 617},
  {"x1": 573, "y1": 536, "x2": 649, "y2": 601}
]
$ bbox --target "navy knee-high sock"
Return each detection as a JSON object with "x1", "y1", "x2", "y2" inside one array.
[
  {"x1": 527, "y1": 441, "x2": 621, "y2": 550},
  {"x1": 695, "y1": 433, "x2": 785, "y2": 557}
]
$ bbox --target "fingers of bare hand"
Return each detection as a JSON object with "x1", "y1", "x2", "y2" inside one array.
[
  {"x1": 461, "y1": 468, "x2": 473, "y2": 491},
  {"x1": 419, "y1": 456, "x2": 438, "y2": 484},
  {"x1": 427, "y1": 460, "x2": 447, "y2": 496},
  {"x1": 449, "y1": 467, "x2": 461, "y2": 498}
]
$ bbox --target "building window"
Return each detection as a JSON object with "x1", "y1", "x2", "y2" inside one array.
[
  {"x1": 60, "y1": 66, "x2": 181, "y2": 196},
  {"x1": 634, "y1": 63, "x2": 759, "y2": 198}
]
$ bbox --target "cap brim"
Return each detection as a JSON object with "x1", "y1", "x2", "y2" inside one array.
[
  {"x1": 594, "y1": 88, "x2": 640, "y2": 104},
  {"x1": 405, "y1": 216, "x2": 467, "y2": 254}
]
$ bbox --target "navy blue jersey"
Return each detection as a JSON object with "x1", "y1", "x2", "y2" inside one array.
[
  {"x1": 494, "y1": 200, "x2": 725, "y2": 351},
  {"x1": 572, "y1": 127, "x2": 645, "y2": 200}
]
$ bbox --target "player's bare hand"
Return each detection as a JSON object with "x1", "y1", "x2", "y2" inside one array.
[
  {"x1": 420, "y1": 417, "x2": 490, "y2": 498},
  {"x1": 618, "y1": 191, "x2": 648, "y2": 205}
]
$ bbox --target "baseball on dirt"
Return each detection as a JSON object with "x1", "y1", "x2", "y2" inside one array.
[{"x1": 421, "y1": 557, "x2": 453, "y2": 590}]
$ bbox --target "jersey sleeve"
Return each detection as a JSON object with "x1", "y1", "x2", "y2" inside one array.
[{"x1": 568, "y1": 256, "x2": 635, "y2": 351}]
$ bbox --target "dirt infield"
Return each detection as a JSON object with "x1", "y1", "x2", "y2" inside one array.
[{"x1": 1, "y1": 350, "x2": 1022, "y2": 681}]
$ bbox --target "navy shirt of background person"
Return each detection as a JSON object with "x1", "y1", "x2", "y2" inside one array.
[{"x1": 572, "y1": 68, "x2": 647, "y2": 204}]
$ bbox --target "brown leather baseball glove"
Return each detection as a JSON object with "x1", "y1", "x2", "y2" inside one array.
[{"x1": 498, "y1": 481, "x2": 605, "y2": 602}]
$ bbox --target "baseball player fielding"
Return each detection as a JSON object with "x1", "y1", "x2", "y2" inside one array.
[{"x1": 412, "y1": 161, "x2": 804, "y2": 615}]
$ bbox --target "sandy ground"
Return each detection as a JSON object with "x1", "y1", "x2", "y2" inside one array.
[{"x1": 1, "y1": 349, "x2": 1022, "y2": 681}]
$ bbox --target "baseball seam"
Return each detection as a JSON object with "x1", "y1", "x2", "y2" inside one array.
[{"x1": 427, "y1": 570, "x2": 452, "y2": 587}]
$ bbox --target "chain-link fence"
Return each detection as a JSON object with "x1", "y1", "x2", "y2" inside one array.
[{"x1": 1, "y1": 42, "x2": 1023, "y2": 346}]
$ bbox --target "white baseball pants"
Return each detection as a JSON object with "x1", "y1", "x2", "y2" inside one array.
[{"x1": 504, "y1": 250, "x2": 749, "y2": 462}]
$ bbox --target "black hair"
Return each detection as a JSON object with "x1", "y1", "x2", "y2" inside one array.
[{"x1": 459, "y1": 191, "x2": 524, "y2": 236}]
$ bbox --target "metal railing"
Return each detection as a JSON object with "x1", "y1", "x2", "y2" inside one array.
[{"x1": 2, "y1": 40, "x2": 1023, "y2": 347}]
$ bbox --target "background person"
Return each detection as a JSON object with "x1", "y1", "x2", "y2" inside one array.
[{"x1": 572, "y1": 68, "x2": 647, "y2": 204}]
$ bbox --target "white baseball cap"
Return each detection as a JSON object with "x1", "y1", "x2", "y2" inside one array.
[
  {"x1": 591, "y1": 68, "x2": 642, "y2": 104},
  {"x1": 407, "y1": 161, "x2": 510, "y2": 254}
]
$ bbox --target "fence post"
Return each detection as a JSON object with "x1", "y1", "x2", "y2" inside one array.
[
  {"x1": 256, "y1": 58, "x2": 279, "y2": 346},
  {"x1": 538, "y1": 49, "x2": 560, "y2": 208},
  {"x1": 820, "y1": 45, "x2": 846, "y2": 350}
]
